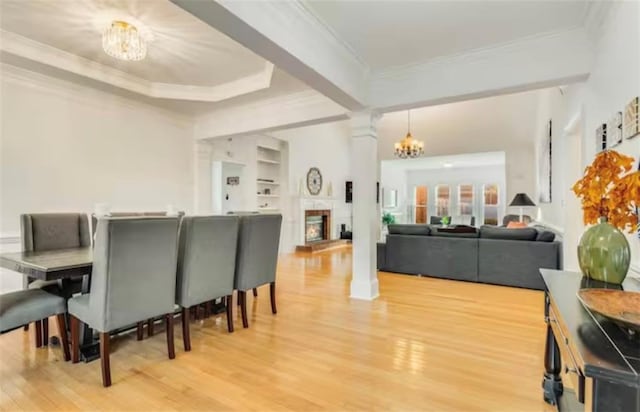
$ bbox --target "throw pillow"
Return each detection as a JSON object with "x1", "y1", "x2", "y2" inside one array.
[{"x1": 507, "y1": 221, "x2": 527, "y2": 228}]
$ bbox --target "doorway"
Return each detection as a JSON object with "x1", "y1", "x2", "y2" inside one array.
[{"x1": 414, "y1": 186, "x2": 428, "y2": 223}]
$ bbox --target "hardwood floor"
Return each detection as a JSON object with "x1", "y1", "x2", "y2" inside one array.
[{"x1": 0, "y1": 247, "x2": 553, "y2": 411}]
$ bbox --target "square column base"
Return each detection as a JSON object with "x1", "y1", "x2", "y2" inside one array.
[{"x1": 350, "y1": 278, "x2": 380, "y2": 300}]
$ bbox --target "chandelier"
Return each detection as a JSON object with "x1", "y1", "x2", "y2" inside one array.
[
  {"x1": 102, "y1": 21, "x2": 148, "y2": 61},
  {"x1": 394, "y1": 110, "x2": 424, "y2": 158}
]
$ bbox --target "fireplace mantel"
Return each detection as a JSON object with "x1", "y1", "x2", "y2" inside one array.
[{"x1": 294, "y1": 196, "x2": 338, "y2": 245}]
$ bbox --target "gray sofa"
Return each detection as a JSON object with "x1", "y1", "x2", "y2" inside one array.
[{"x1": 377, "y1": 224, "x2": 561, "y2": 290}]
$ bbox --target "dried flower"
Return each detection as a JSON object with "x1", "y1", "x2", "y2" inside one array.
[{"x1": 572, "y1": 150, "x2": 639, "y2": 233}]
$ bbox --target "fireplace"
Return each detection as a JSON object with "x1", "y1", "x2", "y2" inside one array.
[{"x1": 304, "y1": 209, "x2": 330, "y2": 243}]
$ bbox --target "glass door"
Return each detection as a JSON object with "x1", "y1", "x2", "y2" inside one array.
[{"x1": 414, "y1": 186, "x2": 428, "y2": 223}]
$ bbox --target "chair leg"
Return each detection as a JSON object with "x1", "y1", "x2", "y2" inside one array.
[
  {"x1": 24, "y1": 324, "x2": 29, "y2": 331},
  {"x1": 100, "y1": 332, "x2": 111, "y2": 387},
  {"x1": 56, "y1": 314, "x2": 70, "y2": 362},
  {"x1": 70, "y1": 315, "x2": 80, "y2": 363},
  {"x1": 147, "y1": 318, "x2": 154, "y2": 337},
  {"x1": 253, "y1": 288, "x2": 258, "y2": 297},
  {"x1": 270, "y1": 281, "x2": 277, "y2": 315},
  {"x1": 166, "y1": 314, "x2": 175, "y2": 359},
  {"x1": 225, "y1": 294, "x2": 234, "y2": 333},
  {"x1": 136, "y1": 322, "x2": 144, "y2": 341},
  {"x1": 239, "y1": 291, "x2": 249, "y2": 328},
  {"x1": 42, "y1": 318, "x2": 49, "y2": 346},
  {"x1": 35, "y1": 320, "x2": 42, "y2": 348},
  {"x1": 181, "y1": 307, "x2": 191, "y2": 352}
]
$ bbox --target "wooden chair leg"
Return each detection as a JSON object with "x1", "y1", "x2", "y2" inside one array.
[
  {"x1": 56, "y1": 314, "x2": 70, "y2": 361},
  {"x1": 270, "y1": 281, "x2": 277, "y2": 315},
  {"x1": 181, "y1": 307, "x2": 191, "y2": 352},
  {"x1": 42, "y1": 317, "x2": 49, "y2": 346},
  {"x1": 166, "y1": 314, "x2": 175, "y2": 359},
  {"x1": 70, "y1": 315, "x2": 80, "y2": 363},
  {"x1": 100, "y1": 332, "x2": 111, "y2": 387},
  {"x1": 24, "y1": 324, "x2": 29, "y2": 331},
  {"x1": 225, "y1": 294, "x2": 234, "y2": 333},
  {"x1": 239, "y1": 291, "x2": 249, "y2": 328},
  {"x1": 136, "y1": 322, "x2": 144, "y2": 341},
  {"x1": 252, "y1": 288, "x2": 258, "y2": 297},
  {"x1": 147, "y1": 318, "x2": 154, "y2": 337},
  {"x1": 204, "y1": 301, "x2": 211, "y2": 318},
  {"x1": 34, "y1": 320, "x2": 42, "y2": 348}
]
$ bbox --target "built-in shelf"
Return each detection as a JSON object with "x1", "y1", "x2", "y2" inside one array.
[
  {"x1": 257, "y1": 180, "x2": 280, "y2": 186},
  {"x1": 257, "y1": 158, "x2": 280, "y2": 165},
  {"x1": 257, "y1": 194, "x2": 279, "y2": 198},
  {"x1": 257, "y1": 145, "x2": 281, "y2": 152}
]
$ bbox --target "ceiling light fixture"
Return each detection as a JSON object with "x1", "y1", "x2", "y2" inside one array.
[
  {"x1": 394, "y1": 110, "x2": 424, "y2": 159},
  {"x1": 102, "y1": 20, "x2": 148, "y2": 61}
]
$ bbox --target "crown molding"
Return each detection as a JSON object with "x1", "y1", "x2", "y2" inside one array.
[
  {"x1": 370, "y1": 27, "x2": 592, "y2": 112},
  {"x1": 0, "y1": 29, "x2": 274, "y2": 103},
  {"x1": 1, "y1": 63, "x2": 193, "y2": 126},
  {"x1": 372, "y1": 27, "x2": 587, "y2": 81},
  {"x1": 582, "y1": 0, "x2": 615, "y2": 43}
]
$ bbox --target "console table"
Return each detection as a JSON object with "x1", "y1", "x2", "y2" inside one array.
[{"x1": 540, "y1": 269, "x2": 639, "y2": 412}]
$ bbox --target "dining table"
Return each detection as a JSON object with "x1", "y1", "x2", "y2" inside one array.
[{"x1": 0, "y1": 247, "x2": 100, "y2": 361}]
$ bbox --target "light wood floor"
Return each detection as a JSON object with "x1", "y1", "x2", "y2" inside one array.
[{"x1": 0, "y1": 247, "x2": 554, "y2": 411}]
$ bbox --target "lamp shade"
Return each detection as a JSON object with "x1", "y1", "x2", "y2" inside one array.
[{"x1": 509, "y1": 193, "x2": 536, "y2": 207}]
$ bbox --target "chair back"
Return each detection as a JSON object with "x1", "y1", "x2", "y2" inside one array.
[
  {"x1": 176, "y1": 216, "x2": 239, "y2": 308},
  {"x1": 90, "y1": 217, "x2": 179, "y2": 331},
  {"x1": 91, "y1": 211, "x2": 184, "y2": 236},
  {"x1": 21, "y1": 213, "x2": 91, "y2": 252},
  {"x1": 234, "y1": 214, "x2": 282, "y2": 291}
]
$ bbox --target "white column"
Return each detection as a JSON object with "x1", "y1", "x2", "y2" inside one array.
[
  {"x1": 350, "y1": 111, "x2": 381, "y2": 300},
  {"x1": 194, "y1": 142, "x2": 213, "y2": 214}
]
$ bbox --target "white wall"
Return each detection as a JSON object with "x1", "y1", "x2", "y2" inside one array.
[
  {"x1": 0, "y1": 67, "x2": 195, "y2": 237},
  {"x1": 377, "y1": 90, "x2": 543, "y2": 203},
  {"x1": 541, "y1": 1, "x2": 640, "y2": 273},
  {"x1": 273, "y1": 120, "x2": 353, "y2": 251}
]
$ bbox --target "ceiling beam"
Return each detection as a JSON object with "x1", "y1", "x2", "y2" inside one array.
[
  {"x1": 194, "y1": 90, "x2": 349, "y2": 139},
  {"x1": 171, "y1": 0, "x2": 368, "y2": 111},
  {"x1": 370, "y1": 28, "x2": 593, "y2": 112}
]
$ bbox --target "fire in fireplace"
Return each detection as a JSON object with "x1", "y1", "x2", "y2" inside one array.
[
  {"x1": 306, "y1": 216, "x2": 324, "y2": 243},
  {"x1": 304, "y1": 209, "x2": 331, "y2": 243}
]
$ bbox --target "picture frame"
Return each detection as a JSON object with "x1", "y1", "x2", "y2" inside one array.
[
  {"x1": 607, "y1": 112, "x2": 623, "y2": 148},
  {"x1": 596, "y1": 123, "x2": 607, "y2": 152},
  {"x1": 623, "y1": 96, "x2": 639, "y2": 139},
  {"x1": 226, "y1": 176, "x2": 239, "y2": 185}
]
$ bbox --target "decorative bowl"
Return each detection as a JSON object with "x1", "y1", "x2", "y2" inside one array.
[{"x1": 577, "y1": 289, "x2": 640, "y2": 334}]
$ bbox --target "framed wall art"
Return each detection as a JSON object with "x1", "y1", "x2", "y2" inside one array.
[
  {"x1": 596, "y1": 123, "x2": 607, "y2": 152},
  {"x1": 607, "y1": 111, "x2": 623, "y2": 148},
  {"x1": 624, "y1": 96, "x2": 639, "y2": 139}
]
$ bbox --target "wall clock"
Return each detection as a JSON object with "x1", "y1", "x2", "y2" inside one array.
[{"x1": 306, "y1": 167, "x2": 323, "y2": 195}]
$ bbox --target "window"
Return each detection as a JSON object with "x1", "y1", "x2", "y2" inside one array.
[
  {"x1": 483, "y1": 184, "x2": 499, "y2": 225},
  {"x1": 458, "y1": 184, "x2": 474, "y2": 215},
  {"x1": 436, "y1": 185, "x2": 450, "y2": 217},
  {"x1": 414, "y1": 186, "x2": 428, "y2": 223}
]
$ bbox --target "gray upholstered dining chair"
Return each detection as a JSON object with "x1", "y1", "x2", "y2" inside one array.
[
  {"x1": 20, "y1": 213, "x2": 91, "y2": 346},
  {"x1": 68, "y1": 216, "x2": 180, "y2": 387},
  {"x1": 0, "y1": 289, "x2": 70, "y2": 361},
  {"x1": 175, "y1": 216, "x2": 239, "y2": 351},
  {"x1": 234, "y1": 214, "x2": 282, "y2": 328}
]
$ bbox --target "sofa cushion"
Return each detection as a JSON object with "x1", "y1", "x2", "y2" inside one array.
[
  {"x1": 536, "y1": 230, "x2": 556, "y2": 242},
  {"x1": 431, "y1": 231, "x2": 479, "y2": 238},
  {"x1": 479, "y1": 225, "x2": 538, "y2": 241},
  {"x1": 388, "y1": 224, "x2": 431, "y2": 236}
]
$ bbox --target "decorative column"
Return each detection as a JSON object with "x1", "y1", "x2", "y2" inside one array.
[
  {"x1": 194, "y1": 142, "x2": 213, "y2": 214},
  {"x1": 350, "y1": 111, "x2": 381, "y2": 300}
]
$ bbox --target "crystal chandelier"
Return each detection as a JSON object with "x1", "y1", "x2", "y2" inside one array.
[
  {"x1": 102, "y1": 21, "x2": 147, "y2": 61},
  {"x1": 394, "y1": 110, "x2": 424, "y2": 158}
]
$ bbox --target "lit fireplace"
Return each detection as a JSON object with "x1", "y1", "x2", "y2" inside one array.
[{"x1": 304, "y1": 209, "x2": 330, "y2": 244}]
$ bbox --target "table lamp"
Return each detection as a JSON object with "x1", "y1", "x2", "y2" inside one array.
[{"x1": 509, "y1": 193, "x2": 536, "y2": 222}]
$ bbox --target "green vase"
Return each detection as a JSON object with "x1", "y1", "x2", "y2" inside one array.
[{"x1": 577, "y1": 217, "x2": 631, "y2": 284}]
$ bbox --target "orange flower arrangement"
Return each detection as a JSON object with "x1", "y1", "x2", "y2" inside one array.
[{"x1": 572, "y1": 150, "x2": 640, "y2": 233}]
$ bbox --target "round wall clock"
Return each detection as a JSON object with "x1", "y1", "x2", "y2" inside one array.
[{"x1": 306, "y1": 167, "x2": 323, "y2": 195}]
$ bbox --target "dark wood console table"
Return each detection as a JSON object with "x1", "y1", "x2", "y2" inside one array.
[{"x1": 540, "y1": 269, "x2": 639, "y2": 412}]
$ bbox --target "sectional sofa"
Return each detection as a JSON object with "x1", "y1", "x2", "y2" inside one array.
[{"x1": 377, "y1": 224, "x2": 561, "y2": 290}]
